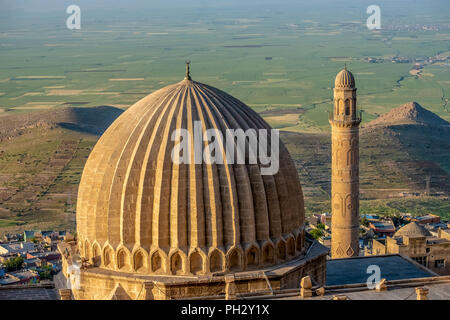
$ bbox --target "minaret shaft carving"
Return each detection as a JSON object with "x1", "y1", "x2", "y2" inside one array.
[{"x1": 329, "y1": 69, "x2": 361, "y2": 259}]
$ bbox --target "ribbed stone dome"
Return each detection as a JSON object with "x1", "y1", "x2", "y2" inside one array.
[
  {"x1": 77, "y1": 78, "x2": 306, "y2": 275},
  {"x1": 335, "y1": 68, "x2": 355, "y2": 88}
]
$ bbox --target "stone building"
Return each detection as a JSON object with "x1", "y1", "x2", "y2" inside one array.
[
  {"x1": 329, "y1": 67, "x2": 361, "y2": 258},
  {"x1": 370, "y1": 222, "x2": 450, "y2": 275},
  {"x1": 59, "y1": 67, "x2": 328, "y2": 300}
]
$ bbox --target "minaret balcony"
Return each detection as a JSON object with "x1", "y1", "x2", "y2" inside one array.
[{"x1": 328, "y1": 112, "x2": 362, "y2": 127}]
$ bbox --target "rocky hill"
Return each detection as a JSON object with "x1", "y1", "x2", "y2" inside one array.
[
  {"x1": 281, "y1": 102, "x2": 450, "y2": 215},
  {"x1": 363, "y1": 101, "x2": 450, "y2": 128},
  {"x1": 0, "y1": 106, "x2": 124, "y2": 142},
  {"x1": 0, "y1": 106, "x2": 123, "y2": 234}
]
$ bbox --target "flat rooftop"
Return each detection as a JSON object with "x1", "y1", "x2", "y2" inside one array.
[
  {"x1": 273, "y1": 281, "x2": 450, "y2": 300},
  {"x1": 326, "y1": 254, "x2": 435, "y2": 286},
  {"x1": 0, "y1": 284, "x2": 57, "y2": 300}
]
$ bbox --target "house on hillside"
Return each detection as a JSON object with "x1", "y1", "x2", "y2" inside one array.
[{"x1": 368, "y1": 222, "x2": 450, "y2": 275}]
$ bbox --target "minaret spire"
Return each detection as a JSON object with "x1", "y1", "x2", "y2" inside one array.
[
  {"x1": 184, "y1": 60, "x2": 192, "y2": 80},
  {"x1": 329, "y1": 67, "x2": 361, "y2": 259}
]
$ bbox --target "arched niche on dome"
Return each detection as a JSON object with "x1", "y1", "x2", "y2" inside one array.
[
  {"x1": 151, "y1": 251, "x2": 164, "y2": 273},
  {"x1": 170, "y1": 252, "x2": 184, "y2": 275},
  {"x1": 245, "y1": 246, "x2": 259, "y2": 269},
  {"x1": 286, "y1": 237, "x2": 295, "y2": 257},
  {"x1": 116, "y1": 249, "x2": 129, "y2": 270},
  {"x1": 209, "y1": 250, "x2": 224, "y2": 273},
  {"x1": 133, "y1": 250, "x2": 146, "y2": 272},
  {"x1": 276, "y1": 240, "x2": 286, "y2": 261},
  {"x1": 92, "y1": 243, "x2": 101, "y2": 267},
  {"x1": 189, "y1": 251, "x2": 204, "y2": 275},
  {"x1": 103, "y1": 246, "x2": 114, "y2": 268},
  {"x1": 227, "y1": 249, "x2": 241, "y2": 272},
  {"x1": 262, "y1": 243, "x2": 274, "y2": 265}
]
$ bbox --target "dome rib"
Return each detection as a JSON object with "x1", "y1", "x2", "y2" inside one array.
[
  {"x1": 147, "y1": 86, "x2": 187, "y2": 249},
  {"x1": 186, "y1": 86, "x2": 207, "y2": 249},
  {"x1": 197, "y1": 84, "x2": 267, "y2": 246},
  {"x1": 192, "y1": 86, "x2": 237, "y2": 249},
  {"x1": 202, "y1": 83, "x2": 299, "y2": 237},
  {"x1": 195, "y1": 85, "x2": 257, "y2": 246},
  {"x1": 93, "y1": 82, "x2": 181, "y2": 244},
  {"x1": 124, "y1": 85, "x2": 183, "y2": 249},
  {"x1": 198, "y1": 84, "x2": 269, "y2": 242},
  {"x1": 169, "y1": 89, "x2": 189, "y2": 250},
  {"x1": 154, "y1": 87, "x2": 188, "y2": 250},
  {"x1": 196, "y1": 85, "x2": 252, "y2": 245},
  {"x1": 195, "y1": 88, "x2": 241, "y2": 248},
  {"x1": 131, "y1": 86, "x2": 183, "y2": 249}
]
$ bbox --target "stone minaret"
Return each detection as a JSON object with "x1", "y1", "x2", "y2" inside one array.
[{"x1": 329, "y1": 67, "x2": 361, "y2": 258}]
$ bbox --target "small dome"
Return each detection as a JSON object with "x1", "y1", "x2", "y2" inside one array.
[
  {"x1": 334, "y1": 68, "x2": 355, "y2": 88},
  {"x1": 76, "y1": 78, "x2": 306, "y2": 275},
  {"x1": 394, "y1": 222, "x2": 431, "y2": 238}
]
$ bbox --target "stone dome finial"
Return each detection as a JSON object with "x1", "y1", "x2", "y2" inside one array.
[
  {"x1": 184, "y1": 60, "x2": 192, "y2": 80},
  {"x1": 335, "y1": 67, "x2": 355, "y2": 88}
]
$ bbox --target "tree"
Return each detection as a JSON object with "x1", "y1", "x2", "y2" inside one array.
[
  {"x1": 309, "y1": 229, "x2": 324, "y2": 240},
  {"x1": 4, "y1": 256, "x2": 24, "y2": 272},
  {"x1": 38, "y1": 265, "x2": 53, "y2": 280},
  {"x1": 317, "y1": 223, "x2": 326, "y2": 230}
]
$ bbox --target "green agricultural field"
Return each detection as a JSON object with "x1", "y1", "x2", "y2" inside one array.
[
  {"x1": 0, "y1": 1, "x2": 448, "y2": 128},
  {"x1": 0, "y1": 0, "x2": 448, "y2": 232}
]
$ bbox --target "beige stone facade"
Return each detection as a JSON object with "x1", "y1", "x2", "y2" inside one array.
[
  {"x1": 60, "y1": 75, "x2": 328, "y2": 299},
  {"x1": 329, "y1": 68, "x2": 361, "y2": 258},
  {"x1": 369, "y1": 223, "x2": 450, "y2": 275}
]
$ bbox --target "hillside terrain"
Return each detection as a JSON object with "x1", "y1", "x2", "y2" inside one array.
[
  {"x1": 0, "y1": 101, "x2": 449, "y2": 234},
  {"x1": 0, "y1": 107, "x2": 123, "y2": 234},
  {"x1": 282, "y1": 101, "x2": 450, "y2": 218}
]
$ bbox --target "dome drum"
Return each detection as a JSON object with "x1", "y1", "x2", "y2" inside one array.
[{"x1": 79, "y1": 227, "x2": 305, "y2": 274}]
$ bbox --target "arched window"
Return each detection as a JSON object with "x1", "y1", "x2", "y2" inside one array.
[
  {"x1": 246, "y1": 247, "x2": 259, "y2": 268},
  {"x1": 189, "y1": 251, "x2": 203, "y2": 274},
  {"x1": 134, "y1": 251, "x2": 145, "y2": 272},
  {"x1": 117, "y1": 249, "x2": 127, "y2": 270},
  {"x1": 92, "y1": 244, "x2": 101, "y2": 267},
  {"x1": 262, "y1": 244, "x2": 274, "y2": 265},
  {"x1": 209, "y1": 250, "x2": 223, "y2": 272},
  {"x1": 170, "y1": 252, "x2": 183, "y2": 275},
  {"x1": 151, "y1": 251, "x2": 162, "y2": 272},
  {"x1": 228, "y1": 250, "x2": 240, "y2": 271}
]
